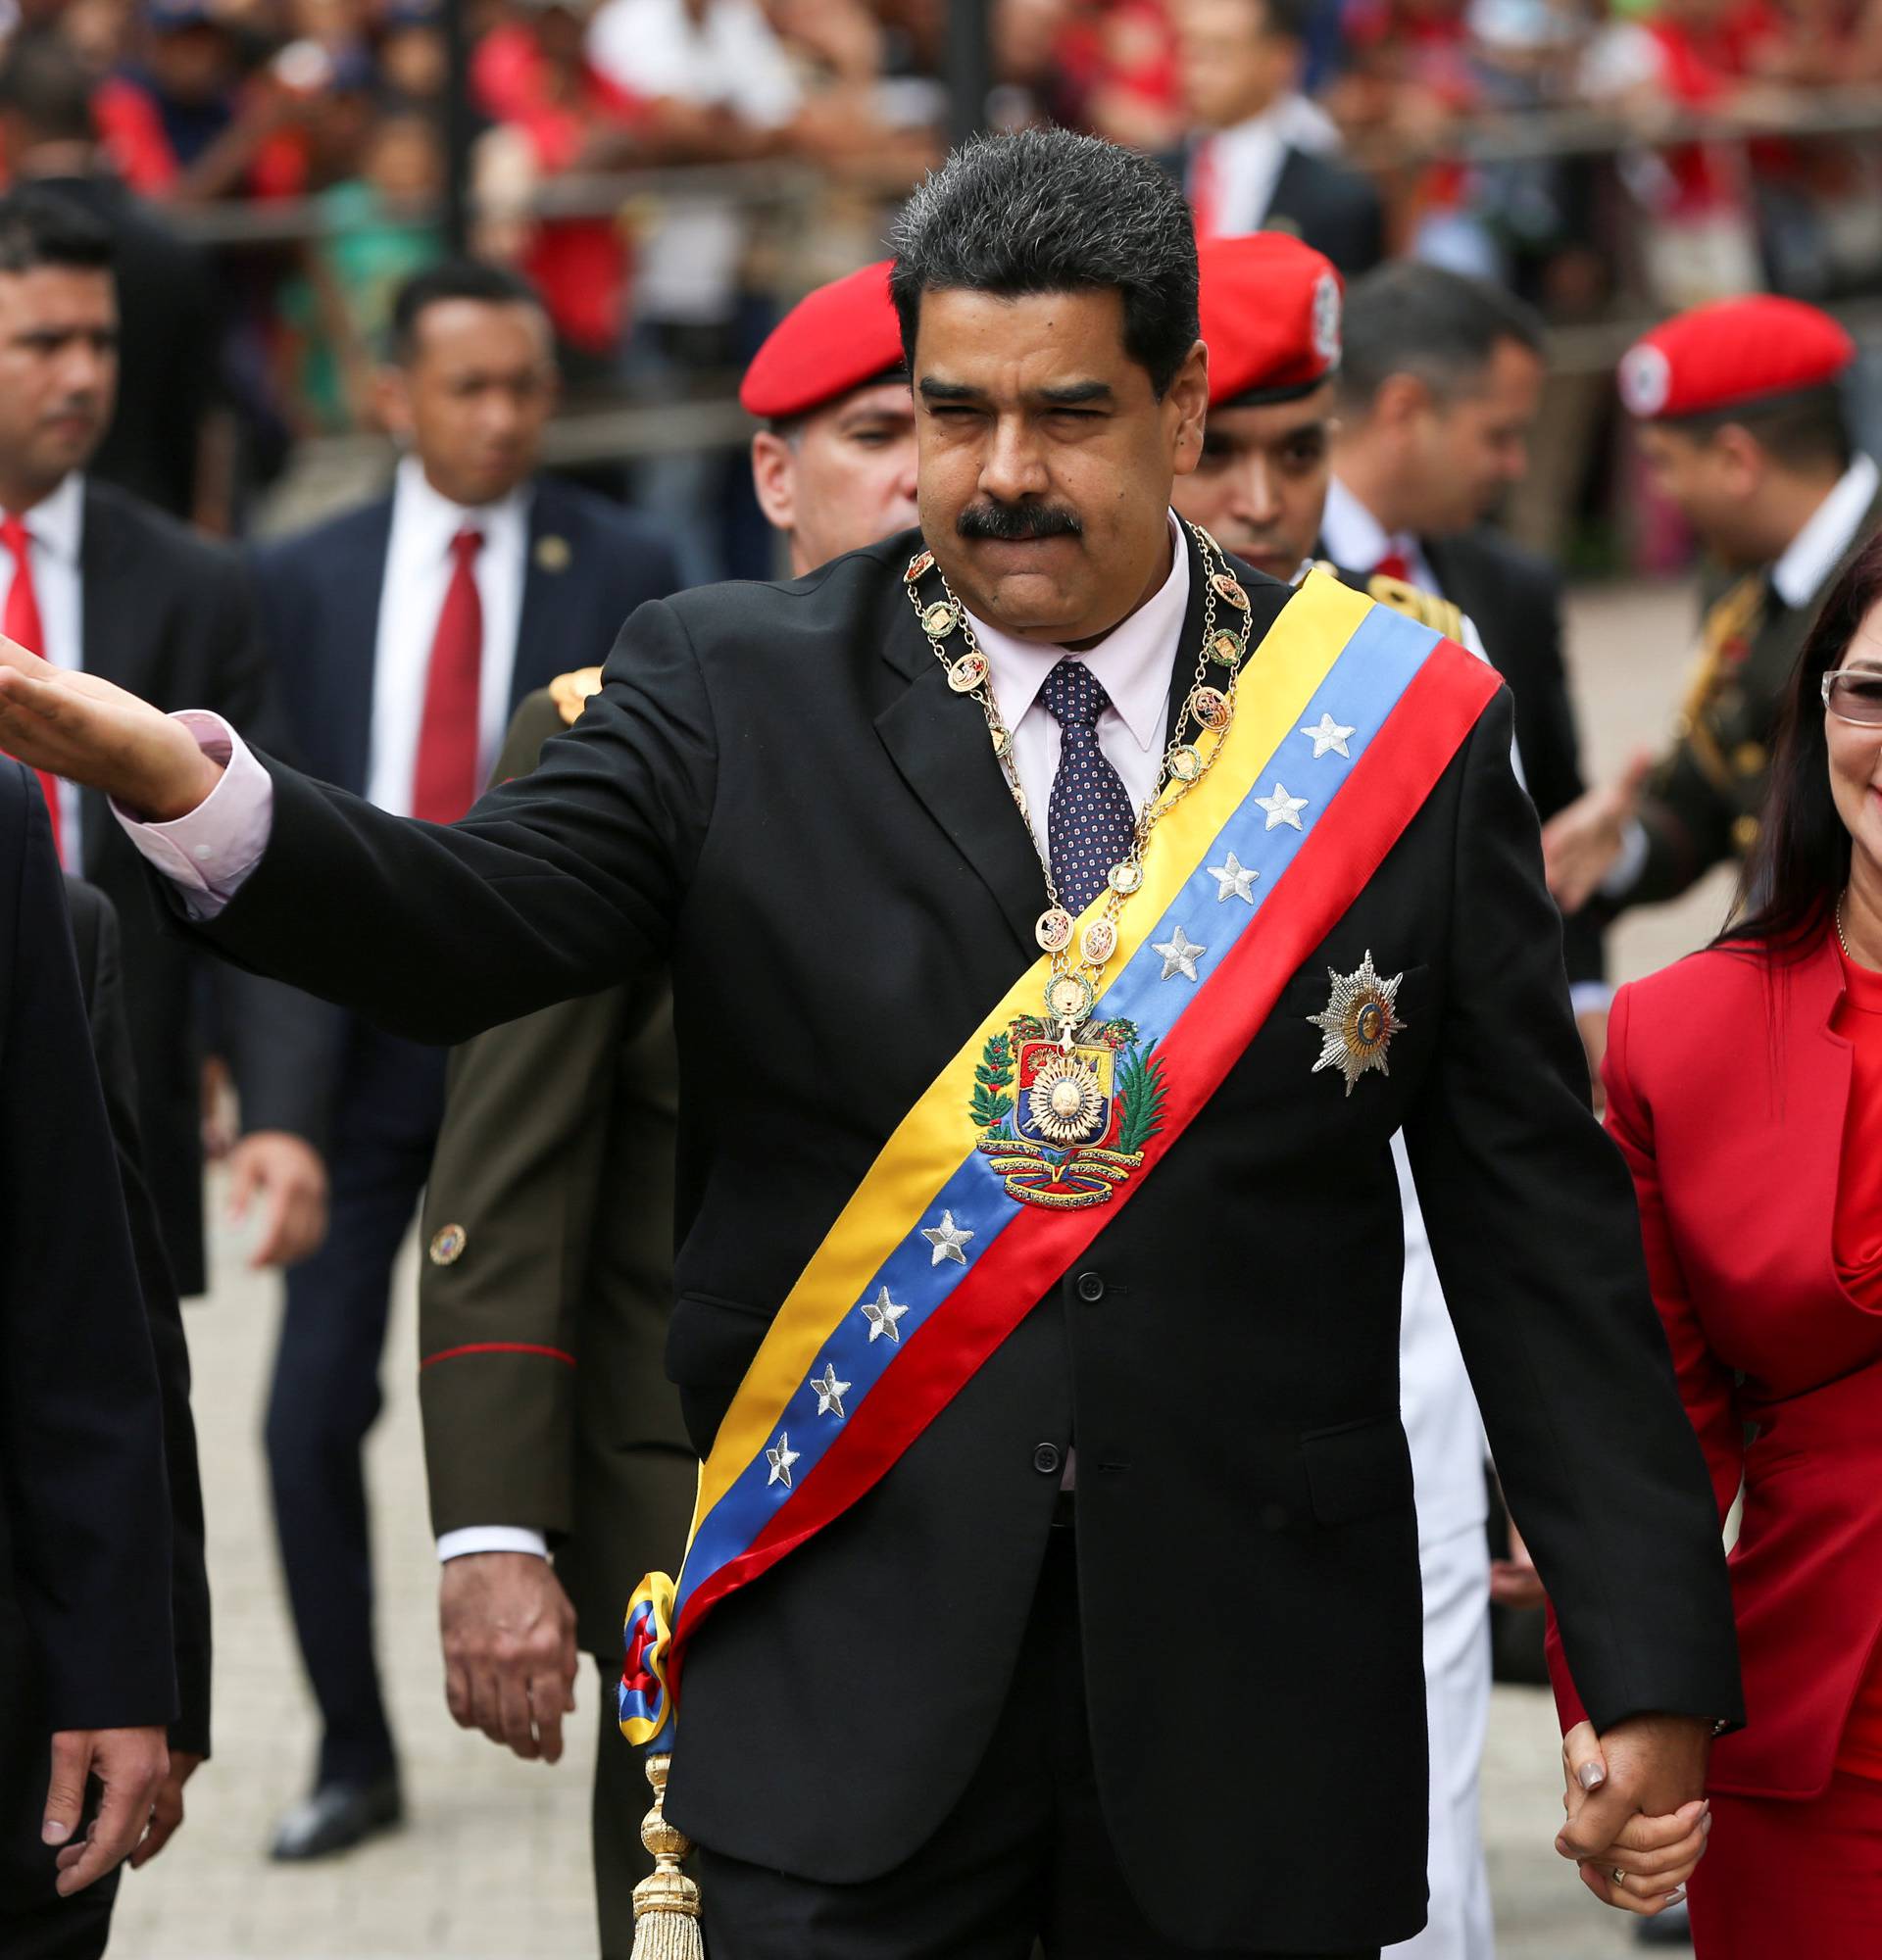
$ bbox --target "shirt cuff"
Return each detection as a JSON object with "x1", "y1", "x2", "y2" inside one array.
[
  {"x1": 112, "y1": 710, "x2": 273, "y2": 919},
  {"x1": 1598, "y1": 816, "x2": 1650, "y2": 902},
  {"x1": 437, "y1": 1526, "x2": 551, "y2": 1563},
  {"x1": 1568, "y1": 982, "x2": 1614, "y2": 1018}
]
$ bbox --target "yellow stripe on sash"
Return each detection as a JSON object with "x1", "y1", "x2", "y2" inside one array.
[{"x1": 687, "y1": 570, "x2": 1371, "y2": 1538}]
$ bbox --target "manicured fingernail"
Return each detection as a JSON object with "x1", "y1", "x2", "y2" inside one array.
[
  {"x1": 41, "y1": 1820, "x2": 69, "y2": 1845},
  {"x1": 1702, "y1": 1812, "x2": 1713, "y2": 1835},
  {"x1": 1665, "y1": 1887, "x2": 1687, "y2": 1905},
  {"x1": 1577, "y1": 1762, "x2": 1606, "y2": 1790}
]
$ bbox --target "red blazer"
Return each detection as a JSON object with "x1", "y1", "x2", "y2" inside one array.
[{"x1": 1550, "y1": 933, "x2": 1882, "y2": 1798}]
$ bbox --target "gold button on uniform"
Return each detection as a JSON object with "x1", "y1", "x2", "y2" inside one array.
[
  {"x1": 428, "y1": 1224, "x2": 468, "y2": 1266},
  {"x1": 1731, "y1": 814, "x2": 1761, "y2": 854},
  {"x1": 1734, "y1": 742, "x2": 1767, "y2": 776}
]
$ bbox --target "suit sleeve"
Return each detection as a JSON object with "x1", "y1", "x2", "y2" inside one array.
[
  {"x1": 1542, "y1": 981, "x2": 1744, "y2": 1732},
  {"x1": 190, "y1": 595, "x2": 719, "y2": 1046},
  {"x1": 1624, "y1": 749, "x2": 1742, "y2": 909},
  {"x1": 200, "y1": 544, "x2": 345, "y2": 1149},
  {"x1": 74, "y1": 882, "x2": 213, "y2": 1757},
  {"x1": 0, "y1": 782, "x2": 176, "y2": 1732},
  {"x1": 1402, "y1": 691, "x2": 1742, "y2": 1736}
]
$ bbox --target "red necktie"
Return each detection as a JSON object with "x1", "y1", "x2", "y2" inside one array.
[
  {"x1": 412, "y1": 527, "x2": 483, "y2": 824},
  {"x1": 1, "y1": 511, "x2": 63, "y2": 866},
  {"x1": 1372, "y1": 548, "x2": 1412, "y2": 584}
]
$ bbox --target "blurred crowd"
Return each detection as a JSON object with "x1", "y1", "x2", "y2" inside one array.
[{"x1": 0, "y1": 0, "x2": 1880, "y2": 550}]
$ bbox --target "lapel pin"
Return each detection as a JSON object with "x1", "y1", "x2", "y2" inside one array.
[{"x1": 534, "y1": 534, "x2": 571, "y2": 573}]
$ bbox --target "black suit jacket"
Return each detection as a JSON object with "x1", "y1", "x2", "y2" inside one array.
[
  {"x1": 249, "y1": 472, "x2": 681, "y2": 1119},
  {"x1": 1264, "y1": 143, "x2": 1387, "y2": 276},
  {"x1": 179, "y1": 532, "x2": 1740, "y2": 1951},
  {"x1": 65, "y1": 877, "x2": 212, "y2": 1759},
  {"x1": 1421, "y1": 527, "x2": 1605, "y2": 992},
  {"x1": 0, "y1": 766, "x2": 174, "y2": 1741},
  {"x1": 78, "y1": 479, "x2": 328, "y2": 1295}
]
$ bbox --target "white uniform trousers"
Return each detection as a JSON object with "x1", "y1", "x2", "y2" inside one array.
[{"x1": 1385, "y1": 1518, "x2": 1495, "y2": 1960}]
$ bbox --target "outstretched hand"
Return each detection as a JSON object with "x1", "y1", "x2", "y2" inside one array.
[
  {"x1": 1556, "y1": 1716, "x2": 1712, "y2": 1918},
  {"x1": 0, "y1": 636, "x2": 223, "y2": 820}
]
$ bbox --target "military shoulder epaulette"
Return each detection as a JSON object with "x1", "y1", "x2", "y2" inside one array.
[
  {"x1": 1362, "y1": 570, "x2": 1464, "y2": 643},
  {"x1": 548, "y1": 666, "x2": 605, "y2": 727}
]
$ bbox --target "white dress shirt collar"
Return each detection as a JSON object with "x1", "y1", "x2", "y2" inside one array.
[
  {"x1": 392, "y1": 453, "x2": 531, "y2": 562},
  {"x1": 964, "y1": 512, "x2": 1190, "y2": 765},
  {"x1": 1770, "y1": 453, "x2": 1879, "y2": 611},
  {"x1": 17, "y1": 468, "x2": 84, "y2": 563}
]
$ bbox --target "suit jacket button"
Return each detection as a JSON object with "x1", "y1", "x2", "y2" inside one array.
[
  {"x1": 1075, "y1": 1271, "x2": 1104, "y2": 1302},
  {"x1": 1032, "y1": 1443, "x2": 1062, "y2": 1476}
]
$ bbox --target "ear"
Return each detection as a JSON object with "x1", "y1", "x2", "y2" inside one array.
[
  {"x1": 1713, "y1": 422, "x2": 1764, "y2": 497},
  {"x1": 1371, "y1": 372, "x2": 1432, "y2": 433},
  {"x1": 373, "y1": 365, "x2": 414, "y2": 444},
  {"x1": 1168, "y1": 338, "x2": 1211, "y2": 480},
  {"x1": 750, "y1": 431, "x2": 797, "y2": 535}
]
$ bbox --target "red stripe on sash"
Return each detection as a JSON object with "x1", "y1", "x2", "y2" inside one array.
[{"x1": 668, "y1": 642, "x2": 1500, "y2": 1690}]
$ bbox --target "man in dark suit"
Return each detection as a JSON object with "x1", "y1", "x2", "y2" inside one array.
[
  {"x1": 1174, "y1": 0, "x2": 1385, "y2": 275},
  {"x1": 416, "y1": 259, "x2": 911, "y2": 1958},
  {"x1": 0, "y1": 185, "x2": 327, "y2": 1302},
  {"x1": 65, "y1": 875, "x2": 214, "y2": 1886},
  {"x1": 249, "y1": 258, "x2": 681, "y2": 1861},
  {"x1": 1322, "y1": 260, "x2": 1610, "y2": 1077},
  {"x1": 0, "y1": 30, "x2": 222, "y2": 526},
  {"x1": 8, "y1": 131, "x2": 1740, "y2": 1955},
  {"x1": 0, "y1": 764, "x2": 173, "y2": 1960}
]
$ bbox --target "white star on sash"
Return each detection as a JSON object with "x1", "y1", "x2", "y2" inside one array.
[
  {"x1": 1152, "y1": 924, "x2": 1207, "y2": 982},
  {"x1": 812, "y1": 1363, "x2": 851, "y2": 1418},
  {"x1": 861, "y1": 1287, "x2": 909, "y2": 1343},
  {"x1": 1207, "y1": 851, "x2": 1259, "y2": 905},
  {"x1": 1299, "y1": 712, "x2": 1356, "y2": 760},
  {"x1": 919, "y1": 1210, "x2": 974, "y2": 1265},
  {"x1": 1255, "y1": 782, "x2": 1310, "y2": 830},
  {"x1": 766, "y1": 1433, "x2": 800, "y2": 1488}
]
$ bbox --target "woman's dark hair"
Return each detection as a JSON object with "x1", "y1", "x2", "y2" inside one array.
[
  {"x1": 887, "y1": 128, "x2": 1200, "y2": 399},
  {"x1": 1714, "y1": 526, "x2": 1882, "y2": 956}
]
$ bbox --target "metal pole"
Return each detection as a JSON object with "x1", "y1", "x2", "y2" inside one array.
[
  {"x1": 442, "y1": 0, "x2": 472, "y2": 256},
  {"x1": 946, "y1": 0, "x2": 994, "y2": 150}
]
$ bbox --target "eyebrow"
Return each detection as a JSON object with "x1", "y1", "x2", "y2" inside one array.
[{"x1": 916, "y1": 376, "x2": 1114, "y2": 407}]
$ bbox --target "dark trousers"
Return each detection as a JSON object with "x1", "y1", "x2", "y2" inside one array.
[
  {"x1": 266, "y1": 1021, "x2": 446, "y2": 1788},
  {"x1": 696, "y1": 1530, "x2": 1380, "y2": 1960},
  {"x1": 0, "y1": 1615, "x2": 119, "y2": 1960}
]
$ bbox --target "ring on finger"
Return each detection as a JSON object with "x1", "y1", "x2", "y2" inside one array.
[{"x1": 1611, "y1": 1867, "x2": 1627, "y2": 1886}]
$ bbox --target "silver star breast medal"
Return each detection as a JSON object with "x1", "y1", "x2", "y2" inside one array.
[{"x1": 1307, "y1": 950, "x2": 1406, "y2": 1096}]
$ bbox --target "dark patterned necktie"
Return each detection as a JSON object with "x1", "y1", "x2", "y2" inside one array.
[{"x1": 1041, "y1": 657, "x2": 1137, "y2": 914}]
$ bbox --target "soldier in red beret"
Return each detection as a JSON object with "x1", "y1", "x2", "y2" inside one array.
[
  {"x1": 1544, "y1": 295, "x2": 1882, "y2": 918},
  {"x1": 742, "y1": 259, "x2": 917, "y2": 577}
]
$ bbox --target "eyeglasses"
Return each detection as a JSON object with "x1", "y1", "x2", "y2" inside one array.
[{"x1": 1822, "y1": 669, "x2": 1882, "y2": 725}]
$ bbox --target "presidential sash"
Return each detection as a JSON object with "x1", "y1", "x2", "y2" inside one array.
[{"x1": 621, "y1": 569, "x2": 1500, "y2": 1748}]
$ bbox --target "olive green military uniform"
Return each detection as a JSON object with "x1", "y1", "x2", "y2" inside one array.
[
  {"x1": 1619, "y1": 483, "x2": 1882, "y2": 906},
  {"x1": 418, "y1": 680, "x2": 693, "y2": 1958}
]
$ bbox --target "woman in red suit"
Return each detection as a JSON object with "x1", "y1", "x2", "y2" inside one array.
[{"x1": 1560, "y1": 530, "x2": 1882, "y2": 1953}]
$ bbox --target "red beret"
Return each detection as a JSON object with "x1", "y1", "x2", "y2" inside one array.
[
  {"x1": 739, "y1": 260, "x2": 905, "y2": 422},
  {"x1": 1618, "y1": 296, "x2": 1854, "y2": 421},
  {"x1": 1198, "y1": 232, "x2": 1343, "y2": 409}
]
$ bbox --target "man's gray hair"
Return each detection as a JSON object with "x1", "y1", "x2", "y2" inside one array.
[
  {"x1": 1339, "y1": 262, "x2": 1545, "y2": 414},
  {"x1": 888, "y1": 129, "x2": 1199, "y2": 399}
]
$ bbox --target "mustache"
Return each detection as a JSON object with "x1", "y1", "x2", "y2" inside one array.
[{"x1": 956, "y1": 500, "x2": 1083, "y2": 543}]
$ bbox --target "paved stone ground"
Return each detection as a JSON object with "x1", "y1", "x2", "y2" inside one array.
[{"x1": 105, "y1": 575, "x2": 1730, "y2": 1959}]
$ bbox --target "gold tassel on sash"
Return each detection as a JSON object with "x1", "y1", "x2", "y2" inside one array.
[{"x1": 628, "y1": 1754, "x2": 704, "y2": 1960}]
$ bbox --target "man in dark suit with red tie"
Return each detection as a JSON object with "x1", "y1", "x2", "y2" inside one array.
[
  {"x1": 248, "y1": 259, "x2": 681, "y2": 1860},
  {"x1": 0, "y1": 186, "x2": 329, "y2": 1299}
]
